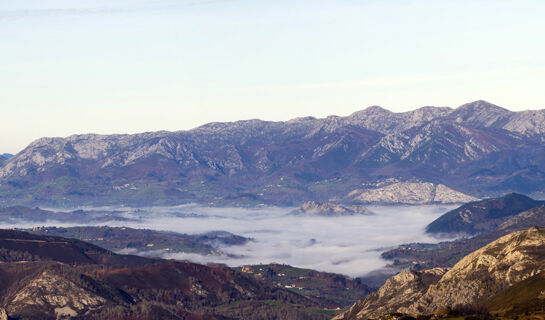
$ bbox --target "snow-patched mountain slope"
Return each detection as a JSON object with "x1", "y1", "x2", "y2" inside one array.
[
  {"x1": 1, "y1": 100, "x2": 545, "y2": 205},
  {"x1": 346, "y1": 182, "x2": 477, "y2": 204}
]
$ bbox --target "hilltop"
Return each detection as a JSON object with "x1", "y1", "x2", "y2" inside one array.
[{"x1": 426, "y1": 193, "x2": 544, "y2": 235}]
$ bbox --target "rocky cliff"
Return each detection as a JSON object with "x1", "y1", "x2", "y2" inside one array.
[
  {"x1": 336, "y1": 227, "x2": 545, "y2": 319},
  {"x1": 333, "y1": 268, "x2": 447, "y2": 319}
]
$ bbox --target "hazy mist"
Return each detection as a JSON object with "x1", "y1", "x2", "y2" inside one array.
[{"x1": 0, "y1": 204, "x2": 455, "y2": 277}]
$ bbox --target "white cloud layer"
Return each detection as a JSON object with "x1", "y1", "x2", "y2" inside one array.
[
  {"x1": 0, "y1": 204, "x2": 455, "y2": 277},
  {"x1": 114, "y1": 205, "x2": 455, "y2": 276}
]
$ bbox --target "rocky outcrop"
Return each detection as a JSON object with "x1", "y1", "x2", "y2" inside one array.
[
  {"x1": 0, "y1": 308, "x2": 7, "y2": 320},
  {"x1": 291, "y1": 201, "x2": 373, "y2": 216},
  {"x1": 337, "y1": 227, "x2": 545, "y2": 319},
  {"x1": 5, "y1": 270, "x2": 107, "y2": 319},
  {"x1": 346, "y1": 182, "x2": 477, "y2": 205},
  {"x1": 333, "y1": 268, "x2": 447, "y2": 320},
  {"x1": 407, "y1": 227, "x2": 545, "y2": 314}
]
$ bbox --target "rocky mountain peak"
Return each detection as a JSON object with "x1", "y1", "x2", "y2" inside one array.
[
  {"x1": 448, "y1": 100, "x2": 513, "y2": 127},
  {"x1": 455, "y1": 100, "x2": 510, "y2": 114},
  {"x1": 361, "y1": 105, "x2": 392, "y2": 114}
]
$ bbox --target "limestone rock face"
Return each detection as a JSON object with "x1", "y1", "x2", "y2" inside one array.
[
  {"x1": 0, "y1": 308, "x2": 7, "y2": 320},
  {"x1": 333, "y1": 268, "x2": 448, "y2": 320},
  {"x1": 291, "y1": 201, "x2": 373, "y2": 216},
  {"x1": 337, "y1": 227, "x2": 545, "y2": 320},
  {"x1": 346, "y1": 182, "x2": 477, "y2": 205},
  {"x1": 408, "y1": 227, "x2": 545, "y2": 314},
  {"x1": 5, "y1": 270, "x2": 107, "y2": 318}
]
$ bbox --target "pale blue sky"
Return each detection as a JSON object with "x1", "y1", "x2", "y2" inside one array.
[{"x1": 1, "y1": 0, "x2": 545, "y2": 153}]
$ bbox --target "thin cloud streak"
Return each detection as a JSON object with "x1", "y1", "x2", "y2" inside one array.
[
  {"x1": 0, "y1": 0, "x2": 231, "y2": 20},
  {"x1": 271, "y1": 67, "x2": 542, "y2": 91}
]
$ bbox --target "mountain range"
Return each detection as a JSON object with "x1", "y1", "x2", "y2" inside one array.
[{"x1": 2, "y1": 100, "x2": 545, "y2": 206}]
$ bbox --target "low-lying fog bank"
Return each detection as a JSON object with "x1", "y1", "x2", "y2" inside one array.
[{"x1": 0, "y1": 204, "x2": 455, "y2": 277}]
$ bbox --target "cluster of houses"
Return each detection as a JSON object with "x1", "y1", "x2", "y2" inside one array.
[{"x1": 241, "y1": 265, "x2": 305, "y2": 290}]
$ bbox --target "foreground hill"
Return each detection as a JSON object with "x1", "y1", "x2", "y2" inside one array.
[
  {"x1": 2, "y1": 101, "x2": 545, "y2": 206},
  {"x1": 335, "y1": 227, "x2": 545, "y2": 320},
  {"x1": 0, "y1": 229, "x2": 339, "y2": 319}
]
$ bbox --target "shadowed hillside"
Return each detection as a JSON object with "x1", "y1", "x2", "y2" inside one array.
[{"x1": 0, "y1": 229, "x2": 343, "y2": 320}]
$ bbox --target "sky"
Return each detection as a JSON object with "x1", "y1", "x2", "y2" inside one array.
[{"x1": 1, "y1": 0, "x2": 545, "y2": 153}]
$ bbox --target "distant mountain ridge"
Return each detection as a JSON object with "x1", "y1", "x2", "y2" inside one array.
[
  {"x1": 0, "y1": 154, "x2": 10, "y2": 166},
  {"x1": 2, "y1": 100, "x2": 545, "y2": 206}
]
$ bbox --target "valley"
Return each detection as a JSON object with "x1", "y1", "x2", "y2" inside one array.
[{"x1": 2, "y1": 102, "x2": 545, "y2": 319}]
